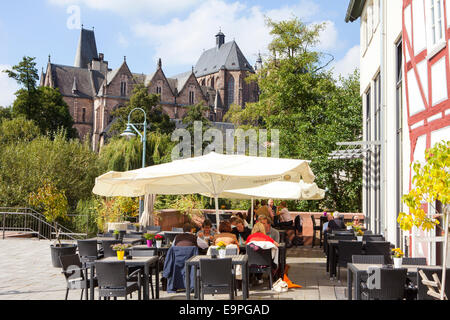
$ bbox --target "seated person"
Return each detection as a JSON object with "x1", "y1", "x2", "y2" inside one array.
[
  {"x1": 255, "y1": 200, "x2": 274, "y2": 220},
  {"x1": 352, "y1": 215, "x2": 363, "y2": 227},
  {"x1": 246, "y1": 222, "x2": 280, "y2": 284},
  {"x1": 275, "y1": 201, "x2": 296, "y2": 245},
  {"x1": 257, "y1": 215, "x2": 280, "y2": 243},
  {"x1": 196, "y1": 219, "x2": 215, "y2": 244},
  {"x1": 327, "y1": 211, "x2": 346, "y2": 232},
  {"x1": 235, "y1": 212, "x2": 250, "y2": 228},
  {"x1": 212, "y1": 220, "x2": 240, "y2": 252},
  {"x1": 174, "y1": 223, "x2": 208, "y2": 250},
  {"x1": 246, "y1": 222, "x2": 280, "y2": 247},
  {"x1": 230, "y1": 216, "x2": 251, "y2": 244}
]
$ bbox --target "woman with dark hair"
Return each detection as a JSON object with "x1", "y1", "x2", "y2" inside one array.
[
  {"x1": 196, "y1": 219, "x2": 215, "y2": 245},
  {"x1": 211, "y1": 220, "x2": 239, "y2": 251}
]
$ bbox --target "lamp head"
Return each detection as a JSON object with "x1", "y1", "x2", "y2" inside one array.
[{"x1": 120, "y1": 124, "x2": 136, "y2": 139}]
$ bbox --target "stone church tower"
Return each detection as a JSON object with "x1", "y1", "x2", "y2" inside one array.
[{"x1": 41, "y1": 27, "x2": 259, "y2": 151}]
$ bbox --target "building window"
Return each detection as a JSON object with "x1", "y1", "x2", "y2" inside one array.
[
  {"x1": 189, "y1": 91, "x2": 195, "y2": 105},
  {"x1": 156, "y1": 86, "x2": 162, "y2": 95},
  {"x1": 427, "y1": 0, "x2": 445, "y2": 51},
  {"x1": 120, "y1": 81, "x2": 127, "y2": 96},
  {"x1": 227, "y1": 76, "x2": 235, "y2": 107},
  {"x1": 211, "y1": 77, "x2": 215, "y2": 89},
  {"x1": 373, "y1": 74, "x2": 381, "y2": 234},
  {"x1": 365, "y1": 88, "x2": 371, "y2": 230},
  {"x1": 82, "y1": 108, "x2": 86, "y2": 123}
]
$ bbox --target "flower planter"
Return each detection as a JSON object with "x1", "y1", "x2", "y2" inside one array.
[
  {"x1": 357, "y1": 236, "x2": 363, "y2": 242},
  {"x1": 218, "y1": 249, "x2": 226, "y2": 259},
  {"x1": 146, "y1": 240, "x2": 153, "y2": 247},
  {"x1": 117, "y1": 250, "x2": 125, "y2": 261},
  {"x1": 393, "y1": 257, "x2": 402, "y2": 268},
  {"x1": 156, "y1": 240, "x2": 162, "y2": 248},
  {"x1": 50, "y1": 244, "x2": 78, "y2": 268}
]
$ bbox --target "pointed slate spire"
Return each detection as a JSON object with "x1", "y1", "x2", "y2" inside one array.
[
  {"x1": 74, "y1": 27, "x2": 99, "y2": 68},
  {"x1": 255, "y1": 52, "x2": 263, "y2": 70},
  {"x1": 157, "y1": 58, "x2": 162, "y2": 69}
]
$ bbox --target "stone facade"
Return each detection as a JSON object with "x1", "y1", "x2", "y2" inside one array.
[{"x1": 41, "y1": 28, "x2": 259, "y2": 151}]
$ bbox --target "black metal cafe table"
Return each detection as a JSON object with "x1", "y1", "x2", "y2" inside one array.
[
  {"x1": 129, "y1": 244, "x2": 171, "y2": 299},
  {"x1": 89, "y1": 256, "x2": 159, "y2": 300},
  {"x1": 346, "y1": 263, "x2": 438, "y2": 300}
]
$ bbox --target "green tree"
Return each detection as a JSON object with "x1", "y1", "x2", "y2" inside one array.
[
  {"x1": 3, "y1": 56, "x2": 39, "y2": 92},
  {"x1": 110, "y1": 83, "x2": 175, "y2": 136},
  {"x1": 227, "y1": 17, "x2": 363, "y2": 212},
  {"x1": 5, "y1": 57, "x2": 77, "y2": 138},
  {"x1": 0, "y1": 106, "x2": 12, "y2": 122},
  {"x1": 28, "y1": 180, "x2": 69, "y2": 245},
  {"x1": 12, "y1": 87, "x2": 77, "y2": 138},
  {"x1": 98, "y1": 131, "x2": 174, "y2": 172},
  {"x1": 0, "y1": 116, "x2": 41, "y2": 145},
  {"x1": 0, "y1": 130, "x2": 100, "y2": 209}
]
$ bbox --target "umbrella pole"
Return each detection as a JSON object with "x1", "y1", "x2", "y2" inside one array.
[
  {"x1": 215, "y1": 196, "x2": 220, "y2": 232},
  {"x1": 251, "y1": 197, "x2": 254, "y2": 228}
]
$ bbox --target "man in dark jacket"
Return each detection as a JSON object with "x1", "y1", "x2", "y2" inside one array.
[{"x1": 327, "y1": 212, "x2": 346, "y2": 232}]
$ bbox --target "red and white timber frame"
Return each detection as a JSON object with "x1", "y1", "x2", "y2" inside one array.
[{"x1": 403, "y1": 0, "x2": 450, "y2": 257}]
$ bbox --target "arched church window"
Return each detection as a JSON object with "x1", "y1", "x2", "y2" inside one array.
[{"x1": 227, "y1": 75, "x2": 235, "y2": 106}]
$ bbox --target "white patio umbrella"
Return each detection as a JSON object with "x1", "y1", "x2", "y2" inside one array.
[
  {"x1": 139, "y1": 194, "x2": 156, "y2": 228},
  {"x1": 202, "y1": 180, "x2": 325, "y2": 226},
  {"x1": 93, "y1": 152, "x2": 316, "y2": 229}
]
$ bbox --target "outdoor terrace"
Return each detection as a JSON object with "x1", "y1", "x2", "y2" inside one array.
[{"x1": 0, "y1": 239, "x2": 347, "y2": 300}]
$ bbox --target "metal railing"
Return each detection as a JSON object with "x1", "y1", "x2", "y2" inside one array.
[{"x1": 0, "y1": 207, "x2": 87, "y2": 241}]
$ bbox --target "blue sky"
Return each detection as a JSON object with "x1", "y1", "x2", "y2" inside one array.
[{"x1": 0, "y1": 0, "x2": 360, "y2": 107}]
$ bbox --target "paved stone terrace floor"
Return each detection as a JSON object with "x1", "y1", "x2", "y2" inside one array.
[{"x1": 0, "y1": 239, "x2": 348, "y2": 300}]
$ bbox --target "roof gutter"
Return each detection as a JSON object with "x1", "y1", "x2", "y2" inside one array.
[{"x1": 345, "y1": 0, "x2": 366, "y2": 23}]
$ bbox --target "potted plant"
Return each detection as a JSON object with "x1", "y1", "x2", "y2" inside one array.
[
  {"x1": 143, "y1": 233, "x2": 155, "y2": 247},
  {"x1": 112, "y1": 243, "x2": 131, "y2": 260},
  {"x1": 113, "y1": 229, "x2": 120, "y2": 240},
  {"x1": 355, "y1": 229, "x2": 364, "y2": 241},
  {"x1": 392, "y1": 248, "x2": 404, "y2": 268},
  {"x1": 216, "y1": 241, "x2": 227, "y2": 259},
  {"x1": 29, "y1": 181, "x2": 77, "y2": 268},
  {"x1": 155, "y1": 234, "x2": 164, "y2": 248},
  {"x1": 345, "y1": 222, "x2": 353, "y2": 230},
  {"x1": 134, "y1": 223, "x2": 140, "y2": 232}
]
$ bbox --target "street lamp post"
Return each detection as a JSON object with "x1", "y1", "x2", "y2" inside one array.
[{"x1": 120, "y1": 107, "x2": 147, "y2": 220}]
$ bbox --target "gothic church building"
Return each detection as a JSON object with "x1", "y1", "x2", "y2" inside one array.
[{"x1": 41, "y1": 28, "x2": 260, "y2": 151}]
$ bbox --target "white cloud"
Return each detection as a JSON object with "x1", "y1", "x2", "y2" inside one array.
[
  {"x1": 0, "y1": 65, "x2": 19, "y2": 107},
  {"x1": 117, "y1": 32, "x2": 130, "y2": 48},
  {"x1": 331, "y1": 45, "x2": 360, "y2": 80},
  {"x1": 131, "y1": 0, "x2": 328, "y2": 69},
  {"x1": 315, "y1": 20, "x2": 339, "y2": 51},
  {"x1": 47, "y1": 0, "x2": 203, "y2": 17}
]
